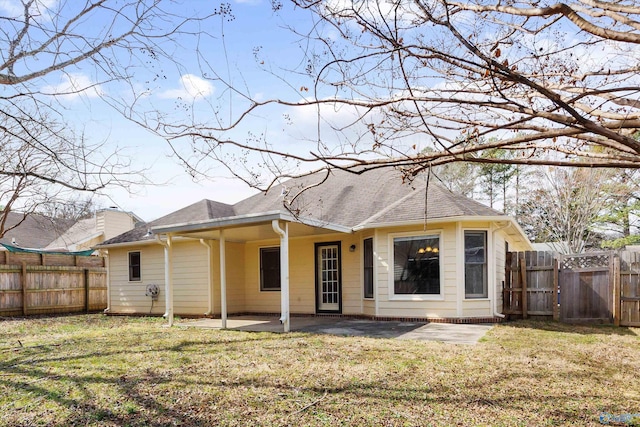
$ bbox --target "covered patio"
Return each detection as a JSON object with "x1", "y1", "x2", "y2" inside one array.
[
  {"x1": 151, "y1": 211, "x2": 351, "y2": 332},
  {"x1": 175, "y1": 315, "x2": 494, "y2": 344}
]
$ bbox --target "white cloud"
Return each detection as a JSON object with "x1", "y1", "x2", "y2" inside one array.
[
  {"x1": 159, "y1": 74, "x2": 214, "y2": 100},
  {"x1": 0, "y1": 0, "x2": 57, "y2": 20},
  {"x1": 41, "y1": 73, "x2": 103, "y2": 101}
]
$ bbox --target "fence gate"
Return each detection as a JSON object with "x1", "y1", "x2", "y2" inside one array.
[
  {"x1": 503, "y1": 251, "x2": 556, "y2": 318},
  {"x1": 619, "y1": 251, "x2": 640, "y2": 326},
  {"x1": 559, "y1": 252, "x2": 614, "y2": 323}
]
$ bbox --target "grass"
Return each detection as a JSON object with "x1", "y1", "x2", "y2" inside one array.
[{"x1": 0, "y1": 315, "x2": 639, "y2": 426}]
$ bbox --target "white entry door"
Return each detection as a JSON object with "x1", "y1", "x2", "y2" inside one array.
[{"x1": 316, "y1": 243, "x2": 341, "y2": 312}]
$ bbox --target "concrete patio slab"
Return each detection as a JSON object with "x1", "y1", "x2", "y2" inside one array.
[{"x1": 177, "y1": 316, "x2": 494, "y2": 344}]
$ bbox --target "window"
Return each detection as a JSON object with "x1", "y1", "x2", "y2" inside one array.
[
  {"x1": 128, "y1": 251, "x2": 141, "y2": 282},
  {"x1": 260, "y1": 247, "x2": 280, "y2": 291},
  {"x1": 465, "y1": 231, "x2": 487, "y2": 298},
  {"x1": 393, "y1": 235, "x2": 440, "y2": 294},
  {"x1": 363, "y1": 238, "x2": 374, "y2": 298}
]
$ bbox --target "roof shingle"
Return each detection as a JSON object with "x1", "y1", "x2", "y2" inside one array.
[
  {"x1": 101, "y1": 167, "x2": 503, "y2": 245},
  {"x1": 0, "y1": 212, "x2": 74, "y2": 249}
]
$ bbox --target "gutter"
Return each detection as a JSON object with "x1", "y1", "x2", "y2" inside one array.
[
  {"x1": 155, "y1": 234, "x2": 174, "y2": 326},
  {"x1": 97, "y1": 235, "x2": 195, "y2": 250},
  {"x1": 152, "y1": 211, "x2": 351, "y2": 235},
  {"x1": 353, "y1": 215, "x2": 521, "y2": 231},
  {"x1": 271, "y1": 220, "x2": 290, "y2": 332},
  {"x1": 102, "y1": 249, "x2": 110, "y2": 314},
  {"x1": 492, "y1": 221, "x2": 511, "y2": 319}
]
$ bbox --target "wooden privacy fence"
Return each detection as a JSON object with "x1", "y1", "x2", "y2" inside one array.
[
  {"x1": 504, "y1": 250, "x2": 640, "y2": 326},
  {"x1": 619, "y1": 251, "x2": 640, "y2": 327},
  {"x1": 0, "y1": 251, "x2": 107, "y2": 316}
]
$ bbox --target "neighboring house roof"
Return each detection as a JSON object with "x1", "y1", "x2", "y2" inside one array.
[
  {"x1": 0, "y1": 211, "x2": 74, "y2": 249},
  {"x1": 45, "y1": 217, "x2": 104, "y2": 251},
  {"x1": 44, "y1": 208, "x2": 141, "y2": 251},
  {"x1": 531, "y1": 242, "x2": 570, "y2": 253},
  {"x1": 101, "y1": 167, "x2": 513, "y2": 247}
]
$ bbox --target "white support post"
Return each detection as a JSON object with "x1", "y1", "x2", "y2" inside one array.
[
  {"x1": 272, "y1": 220, "x2": 290, "y2": 332},
  {"x1": 158, "y1": 234, "x2": 174, "y2": 327},
  {"x1": 219, "y1": 230, "x2": 227, "y2": 329}
]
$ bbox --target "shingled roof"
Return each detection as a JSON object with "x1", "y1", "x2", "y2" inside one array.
[
  {"x1": 101, "y1": 167, "x2": 504, "y2": 245},
  {"x1": 233, "y1": 167, "x2": 502, "y2": 227},
  {"x1": 0, "y1": 212, "x2": 74, "y2": 249},
  {"x1": 101, "y1": 199, "x2": 236, "y2": 245}
]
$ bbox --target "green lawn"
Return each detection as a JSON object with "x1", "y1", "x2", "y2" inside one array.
[{"x1": 0, "y1": 315, "x2": 639, "y2": 426}]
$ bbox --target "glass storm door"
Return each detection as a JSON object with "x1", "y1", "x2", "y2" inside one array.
[{"x1": 316, "y1": 243, "x2": 341, "y2": 312}]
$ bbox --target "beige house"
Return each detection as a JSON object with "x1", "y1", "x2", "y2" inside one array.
[
  {"x1": 1, "y1": 208, "x2": 139, "y2": 253},
  {"x1": 46, "y1": 209, "x2": 141, "y2": 252},
  {"x1": 99, "y1": 168, "x2": 531, "y2": 331}
]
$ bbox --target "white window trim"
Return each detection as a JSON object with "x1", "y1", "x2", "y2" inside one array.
[
  {"x1": 388, "y1": 230, "x2": 444, "y2": 301},
  {"x1": 258, "y1": 245, "x2": 281, "y2": 292},
  {"x1": 463, "y1": 228, "x2": 490, "y2": 301},
  {"x1": 128, "y1": 250, "x2": 141, "y2": 282}
]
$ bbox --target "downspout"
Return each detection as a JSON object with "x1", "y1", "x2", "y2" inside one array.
[
  {"x1": 492, "y1": 221, "x2": 511, "y2": 319},
  {"x1": 271, "y1": 220, "x2": 290, "y2": 332},
  {"x1": 219, "y1": 230, "x2": 227, "y2": 329},
  {"x1": 156, "y1": 234, "x2": 174, "y2": 326},
  {"x1": 199, "y1": 239, "x2": 213, "y2": 316},
  {"x1": 102, "y1": 249, "x2": 110, "y2": 314}
]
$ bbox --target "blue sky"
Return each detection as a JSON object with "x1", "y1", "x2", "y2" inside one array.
[
  {"x1": 4, "y1": 0, "x2": 613, "y2": 222},
  {"x1": 1, "y1": 0, "x2": 328, "y2": 221},
  {"x1": 105, "y1": 0, "x2": 320, "y2": 221}
]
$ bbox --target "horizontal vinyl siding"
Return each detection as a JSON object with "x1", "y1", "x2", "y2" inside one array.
[
  {"x1": 108, "y1": 241, "x2": 210, "y2": 316},
  {"x1": 223, "y1": 241, "x2": 246, "y2": 314},
  {"x1": 339, "y1": 234, "x2": 361, "y2": 315},
  {"x1": 376, "y1": 223, "x2": 459, "y2": 319},
  {"x1": 172, "y1": 241, "x2": 209, "y2": 316},
  {"x1": 203, "y1": 240, "x2": 245, "y2": 315},
  {"x1": 243, "y1": 237, "x2": 317, "y2": 315},
  {"x1": 495, "y1": 231, "x2": 507, "y2": 314},
  {"x1": 462, "y1": 299, "x2": 493, "y2": 318},
  {"x1": 101, "y1": 210, "x2": 135, "y2": 241},
  {"x1": 242, "y1": 233, "x2": 361, "y2": 315},
  {"x1": 109, "y1": 245, "x2": 166, "y2": 315},
  {"x1": 362, "y1": 300, "x2": 375, "y2": 316},
  {"x1": 242, "y1": 241, "x2": 280, "y2": 313}
]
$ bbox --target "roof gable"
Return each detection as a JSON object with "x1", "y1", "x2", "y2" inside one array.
[
  {"x1": 101, "y1": 167, "x2": 508, "y2": 246},
  {"x1": 234, "y1": 167, "x2": 504, "y2": 228}
]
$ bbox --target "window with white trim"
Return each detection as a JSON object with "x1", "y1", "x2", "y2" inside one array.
[
  {"x1": 393, "y1": 235, "x2": 440, "y2": 295},
  {"x1": 363, "y1": 238, "x2": 374, "y2": 299},
  {"x1": 465, "y1": 231, "x2": 487, "y2": 298},
  {"x1": 128, "y1": 251, "x2": 141, "y2": 282},
  {"x1": 260, "y1": 247, "x2": 280, "y2": 291}
]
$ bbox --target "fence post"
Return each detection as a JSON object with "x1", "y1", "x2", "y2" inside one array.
[
  {"x1": 553, "y1": 257, "x2": 560, "y2": 321},
  {"x1": 613, "y1": 255, "x2": 621, "y2": 327},
  {"x1": 84, "y1": 269, "x2": 90, "y2": 312},
  {"x1": 21, "y1": 262, "x2": 27, "y2": 316},
  {"x1": 519, "y1": 252, "x2": 528, "y2": 319}
]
